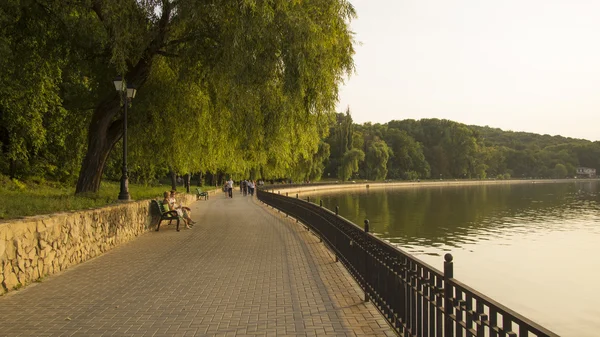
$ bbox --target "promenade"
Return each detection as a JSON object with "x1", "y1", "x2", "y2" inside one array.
[{"x1": 0, "y1": 191, "x2": 394, "y2": 336}]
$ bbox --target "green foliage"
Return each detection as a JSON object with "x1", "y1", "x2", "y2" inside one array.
[
  {"x1": 365, "y1": 140, "x2": 390, "y2": 180},
  {"x1": 553, "y1": 164, "x2": 568, "y2": 178},
  {"x1": 337, "y1": 148, "x2": 365, "y2": 181},
  {"x1": 0, "y1": 0, "x2": 356, "y2": 192},
  {"x1": 325, "y1": 117, "x2": 600, "y2": 181},
  {"x1": 384, "y1": 128, "x2": 430, "y2": 179}
]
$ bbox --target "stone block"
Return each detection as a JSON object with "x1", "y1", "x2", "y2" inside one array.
[
  {"x1": 17, "y1": 258, "x2": 25, "y2": 272},
  {"x1": 5, "y1": 239, "x2": 15, "y2": 260},
  {"x1": 3, "y1": 270, "x2": 19, "y2": 290},
  {"x1": 0, "y1": 226, "x2": 13, "y2": 241},
  {"x1": 0, "y1": 239, "x2": 5, "y2": 260},
  {"x1": 14, "y1": 239, "x2": 23, "y2": 257},
  {"x1": 36, "y1": 220, "x2": 47, "y2": 232},
  {"x1": 47, "y1": 250, "x2": 56, "y2": 262}
]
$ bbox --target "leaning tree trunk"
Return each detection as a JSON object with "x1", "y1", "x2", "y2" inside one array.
[
  {"x1": 74, "y1": 47, "x2": 157, "y2": 195},
  {"x1": 75, "y1": 96, "x2": 122, "y2": 194}
]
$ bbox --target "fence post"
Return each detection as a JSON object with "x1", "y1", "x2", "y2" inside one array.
[
  {"x1": 336, "y1": 206, "x2": 339, "y2": 216},
  {"x1": 364, "y1": 219, "x2": 370, "y2": 302},
  {"x1": 444, "y1": 254, "x2": 454, "y2": 337}
]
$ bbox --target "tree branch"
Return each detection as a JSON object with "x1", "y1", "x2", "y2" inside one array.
[
  {"x1": 156, "y1": 50, "x2": 180, "y2": 57},
  {"x1": 91, "y1": 0, "x2": 104, "y2": 22}
]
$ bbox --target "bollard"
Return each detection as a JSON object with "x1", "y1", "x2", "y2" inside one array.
[
  {"x1": 307, "y1": 196, "x2": 310, "y2": 203},
  {"x1": 296, "y1": 193, "x2": 298, "y2": 198},
  {"x1": 336, "y1": 206, "x2": 339, "y2": 216},
  {"x1": 286, "y1": 192, "x2": 288, "y2": 197},
  {"x1": 320, "y1": 200, "x2": 323, "y2": 207},
  {"x1": 278, "y1": 191, "x2": 280, "y2": 194},
  {"x1": 364, "y1": 219, "x2": 370, "y2": 302},
  {"x1": 444, "y1": 254, "x2": 454, "y2": 336}
]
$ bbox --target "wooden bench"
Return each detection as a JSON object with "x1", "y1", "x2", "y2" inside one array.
[
  {"x1": 151, "y1": 200, "x2": 181, "y2": 232},
  {"x1": 196, "y1": 187, "x2": 209, "y2": 200}
]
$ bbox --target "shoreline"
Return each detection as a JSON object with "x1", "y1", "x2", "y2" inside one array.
[{"x1": 265, "y1": 178, "x2": 599, "y2": 195}]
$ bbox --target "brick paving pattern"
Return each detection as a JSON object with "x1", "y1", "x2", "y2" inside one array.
[{"x1": 0, "y1": 191, "x2": 395, "y2": 336}]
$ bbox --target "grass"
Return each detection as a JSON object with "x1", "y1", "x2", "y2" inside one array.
[{"x1": 0, "y1": 178, "x2": 213, "y2": 221}]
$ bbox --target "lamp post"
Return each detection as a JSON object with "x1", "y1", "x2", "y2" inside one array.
[{"x1": 113, "y1": 76, "x2": 137, "y2": 201}]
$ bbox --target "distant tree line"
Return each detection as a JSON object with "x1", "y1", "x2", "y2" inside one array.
[{"x1": 322, "y1": 112, "x2": 600, "y2": 181}]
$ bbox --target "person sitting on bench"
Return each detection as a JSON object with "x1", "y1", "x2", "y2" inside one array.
[{"x1": 163, "y1": 191, "x2": 195, "y2": 229}]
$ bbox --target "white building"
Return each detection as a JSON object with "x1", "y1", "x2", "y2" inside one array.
[{"x1": 576, "y1": 167, "x2": 596, "y2": 178}]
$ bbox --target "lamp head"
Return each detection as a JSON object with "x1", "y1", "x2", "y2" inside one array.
[
  {"x1": 126, "y1": 84, "x2": 137, "y2": 99},
  {"x1": 113, "y1": 76, "x2": 124, "y2": 91}
]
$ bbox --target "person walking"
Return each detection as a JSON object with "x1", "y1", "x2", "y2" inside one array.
[
  {"x1": 248, "y1": 180, "x2": 255, "y2": 196},
  {"x1": 242, "y1": 179, "x2": 248, "y2": 196},
  {"x1": 226, "y1": 178, "x2": 234, "y2": 198}
]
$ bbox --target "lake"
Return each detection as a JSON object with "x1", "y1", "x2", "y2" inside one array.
[{"x1": 306, "y1": 180, "x2": 600, "y2": 337}]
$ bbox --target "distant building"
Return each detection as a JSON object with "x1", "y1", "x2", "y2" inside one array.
[{"x1": 576, "y1": 167, "x2": 596, "y2": 178}]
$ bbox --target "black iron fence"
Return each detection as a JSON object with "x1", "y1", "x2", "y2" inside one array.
[{"x1": 257, "y1": 189, "x2": 559, "y2": 337}]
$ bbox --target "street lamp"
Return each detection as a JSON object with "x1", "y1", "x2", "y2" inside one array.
[{"x1": 113, "y1": 76, "x2": 137, "y2": 201}]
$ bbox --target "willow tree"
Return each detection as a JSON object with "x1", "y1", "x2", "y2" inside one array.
[
  {"x1": 0, "y1": 1, "x2": 77, "y2": 179},
  {"x1": 47, "y1": 0, "x2": 355, "y2": 194}
]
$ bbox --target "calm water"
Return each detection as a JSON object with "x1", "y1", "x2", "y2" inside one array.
[{"x1": 308, "y1": 181, "x2": 600, "y2": 337}]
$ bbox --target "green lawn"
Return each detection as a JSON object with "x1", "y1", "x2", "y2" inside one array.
[{"x1": 0, "y1": 179, "x2": 210, "y2": 220}]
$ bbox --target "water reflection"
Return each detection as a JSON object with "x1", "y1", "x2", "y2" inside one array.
[{"x1": 309, "y1": 181, "x2": 600, "y2": 337}]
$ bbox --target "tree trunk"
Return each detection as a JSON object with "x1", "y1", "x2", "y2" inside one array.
[
  {"x1": 75, "y1": 96, "x2": 122, "y2": 194},
  {"x1": 185, "y1": 173, "x2": 191, "y2": 193},
  {"x1": 169, "y1": 169, "x2": 177, "y2": 191},
  {"x1": 197, "y1": 172, "x2": 203, "y2": 187},
  {"x1": 73, "y1": 2, "x2": 172, "y2": 195},
  {"x1": 74, "y1": 55, "x2": 156, "y2": 195},
  {"x1": 9, "y1": 159, "x2": 16, "y2": 179}
]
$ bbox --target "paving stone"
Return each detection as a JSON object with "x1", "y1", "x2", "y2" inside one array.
[{"x1": 0, "y1": 193, "x2": 395, "y2": 336}]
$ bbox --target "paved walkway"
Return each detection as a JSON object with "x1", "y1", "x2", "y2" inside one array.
[{"x1": 0, "y1": 191, "x2": 395, "y2": 336}]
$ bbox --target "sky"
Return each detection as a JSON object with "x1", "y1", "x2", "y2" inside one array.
[{"x1": 336, "y1": 0, "x2": 600, "y2": 141}]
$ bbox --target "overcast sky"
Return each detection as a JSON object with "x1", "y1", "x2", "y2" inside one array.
[{"x1": 336, "y1": 0, "x2": 600, "y2": 141}]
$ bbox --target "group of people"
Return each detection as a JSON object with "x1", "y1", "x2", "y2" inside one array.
[
  {"x1": 222, "y1": 179, "x2": 257, "y2": 198},
  {"x1": 240, "y1": 179, "x2": 256, "y2": 196},
  {"x1": 162, "y1": 190, "x2": 195, "y2": 229}
]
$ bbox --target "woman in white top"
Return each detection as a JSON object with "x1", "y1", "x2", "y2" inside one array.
[{"x1": 169, "y1": 191, "x2": 195, "y2": 228}]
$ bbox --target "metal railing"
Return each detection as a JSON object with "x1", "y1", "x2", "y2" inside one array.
[{"x1": 257, "y1": 189, "x2": 559, "y2": 337}]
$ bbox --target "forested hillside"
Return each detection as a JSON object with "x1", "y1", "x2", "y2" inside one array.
[{"x1": 322, "y1": 112, "x2": 600, "y2": 181}]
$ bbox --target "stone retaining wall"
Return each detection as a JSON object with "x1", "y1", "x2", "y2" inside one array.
[{"x1": 0, "y1": 194, "x2": 195, "y2": 295}]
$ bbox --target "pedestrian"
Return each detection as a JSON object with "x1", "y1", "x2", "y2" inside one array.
[
  {"x1": 248, "y1": 180, "x2": 255, "y2": 196},
  {"x1": 227, "y1": 177, "x2": 234, "y2": 198}
]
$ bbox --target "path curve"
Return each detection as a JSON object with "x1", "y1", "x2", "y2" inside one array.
[{"x1": 0, "y1": 191, "x2": 395, "y2": 336}]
